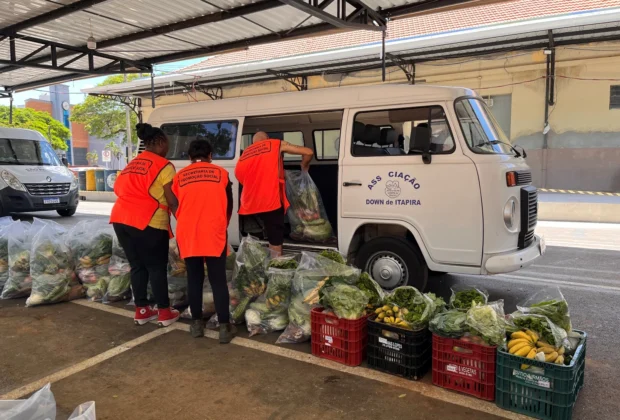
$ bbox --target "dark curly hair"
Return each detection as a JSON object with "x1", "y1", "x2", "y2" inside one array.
[
  {"x1": 188, "y1": 139, "x2": 212, "y2": 161},
  {"x1": 135, "y1": 123, "x2": 167, "y2": 147}
]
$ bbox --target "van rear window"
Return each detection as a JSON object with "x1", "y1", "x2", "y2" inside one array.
[{"x1": 161, "y1": 120, "x2": 238, "y2": 160}]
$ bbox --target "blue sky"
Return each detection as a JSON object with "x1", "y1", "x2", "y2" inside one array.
[{"x1": 0, "y1": 57, "x2": 205, "y2": 107}]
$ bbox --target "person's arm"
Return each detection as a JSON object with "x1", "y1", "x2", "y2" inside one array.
[
  {"x1": 163, "y1": 182, "x2": 178, "y2": 217},
  {"x1": 226, "y1": 176, "x2": 233, "y2": 225},
  {"x1": 280, "y1": 141, "x2": 314, "y2": 172}
]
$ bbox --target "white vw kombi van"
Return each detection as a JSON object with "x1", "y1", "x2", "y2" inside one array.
[
  {"x1": 0, "y1": 127, "x2": 79, "y2": 217},
  {"x1": 149, "y1": 84, "x2": 544, "y2": 290}
]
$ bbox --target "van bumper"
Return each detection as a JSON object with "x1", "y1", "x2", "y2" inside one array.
[
  {"x1": 484, "y1": 235, "x2": 545, "y2": 274},
  {"x1": 0, "y1": 187, "x2": 80, "y2": 213}
]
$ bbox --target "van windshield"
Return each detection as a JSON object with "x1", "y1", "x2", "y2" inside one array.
[
  {"x1": 455, "y1": 98, "x2": 514, "y2": 155},
  {"x1": 0, "y1": 138, "x2": 62, "y2": 166}
]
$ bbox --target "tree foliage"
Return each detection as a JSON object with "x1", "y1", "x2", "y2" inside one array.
[
  {"x1": 0, "y1": 106, "x2": 70, "y2": 150},
  {"x1": 70, "y1": 74, "x2": 141, "y2": 146}
]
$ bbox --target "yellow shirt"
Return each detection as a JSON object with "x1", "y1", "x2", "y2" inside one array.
[{"x1": 148, "y1": 164, "x2": 175, "y2": 230}]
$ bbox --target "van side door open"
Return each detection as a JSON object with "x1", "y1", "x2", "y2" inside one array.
[{"x1": 339, "y1": 103, "x2": 483, "y2": 266}]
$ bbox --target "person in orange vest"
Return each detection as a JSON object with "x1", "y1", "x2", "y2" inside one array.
[
  {"x1": 235, "y1": 131, "x2": 313, "y2": 256},
  {"x1": 110, "y1": 123, "x2": 180, "y2": 327},
  {"x1": 172, "y1": 139, "x2": 235, "y2": 342}
]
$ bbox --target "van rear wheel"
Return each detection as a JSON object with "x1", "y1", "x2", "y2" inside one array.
[{"x1": 356, "y1": 237, "x2": 428, "y2": 291}]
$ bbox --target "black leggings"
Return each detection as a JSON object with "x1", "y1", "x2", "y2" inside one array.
[
  {"x1": 185, "y1": 251, "x2": 230, "y2": 323},
  {"x1": 113, "y1": 223, "x2": 170, "y2": 309}
]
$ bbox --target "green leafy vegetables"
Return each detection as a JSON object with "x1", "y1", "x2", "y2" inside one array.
[
  {"x1": 320, "y1": 284, "x2": 368, "y2": 320},
  {"x1": 429, "y1": 309, "x2": 468, "y2": 338},
  {"x1": 286, "y1": 170, "x2": 334, "y2": 243},
  {"x1": 450, "y1": 285, "x2": 488, "y2": 311}
]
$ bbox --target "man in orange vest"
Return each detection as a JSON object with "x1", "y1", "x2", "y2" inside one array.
[
  {"x1": 110, "y1": 123, "x2": 180, "y2": 327},
  {"x1": 235, "y1": 131, "x2": 314, "y2": 256},
  {"x1": 172, "y1": 139, "x2": 235, "y2": 342}
]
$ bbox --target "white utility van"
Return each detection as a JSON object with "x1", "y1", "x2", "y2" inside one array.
[
  {"x1": 149, "y1": 84, "x2": 545, "y2": 290},
  {"x1": 0, "y1": 127, "x2": 79, "y2": 217}
]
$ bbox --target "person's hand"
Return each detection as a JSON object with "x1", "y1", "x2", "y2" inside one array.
[{"x1": 301, "y1": 162, "x2": 310, "y2": 172}]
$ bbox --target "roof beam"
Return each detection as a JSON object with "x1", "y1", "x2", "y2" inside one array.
[
  {"x1": 0, "y1": 0, "x2": 108, "y2": 35},
  {"x1": 0, "y1": 0, "x2": 284, "y2": 75},
  {"x1": 277, "y1": 0, "x2": 384, "y2": 30}
]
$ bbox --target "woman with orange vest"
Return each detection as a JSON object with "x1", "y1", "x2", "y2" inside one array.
[
  {"x1": 110, "y1": 123, "x2": 180, "y2": 327},
  {"x1": 235, "y1": 131, "x2": 313, "y2": 256},
  {"x1": 172, "y1": 139, "x2": 235, "y2": 342}
]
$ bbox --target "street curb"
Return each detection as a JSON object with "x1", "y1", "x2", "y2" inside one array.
[{"x1": 79, "y1": 191, "x2": 116, "y2": 203}]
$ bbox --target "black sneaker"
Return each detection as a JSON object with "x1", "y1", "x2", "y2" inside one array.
[
  {"x1": 219, "y1": 323, "x2": 237, "y2": 344},
  {"x1": 190, "y1": 319, "x2": 205, "y2": 338}
]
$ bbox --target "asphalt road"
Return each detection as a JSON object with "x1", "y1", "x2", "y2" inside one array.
[{"x1": 13, "y1": 202, "x2": 620, "y2": 419}]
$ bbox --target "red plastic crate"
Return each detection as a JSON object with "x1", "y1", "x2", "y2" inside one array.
[
  {"x1": 432, "y1": 334, "x2": 497, "y2": 401},
  {"x1": 311, "y1": 307, "x2": 369, "y2": 367}
]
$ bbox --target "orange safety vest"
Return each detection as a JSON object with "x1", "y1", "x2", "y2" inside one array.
[
  {"x1": 110, "y1": 151, "x2": 173, "y2": 237},
  {"x1": 172, "y1": 162, "x2": 229, "y2": 259},
  {"x1": 235, "y1": 139, "x2": 290, "y2": 215}
]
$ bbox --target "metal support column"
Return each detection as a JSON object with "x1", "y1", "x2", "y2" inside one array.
[
  {"x1": 542, "y1": 30, "x2": 555, "y2": 189},
  {"x1": 381, "y1": 29, "x2": 386, "y2": 82},
  {"x1": 8, "y1": 92, "x2": 13, "y2": 125},
  {"x1": 150, "y1": 71, "x2": 156, "y2": 109}
]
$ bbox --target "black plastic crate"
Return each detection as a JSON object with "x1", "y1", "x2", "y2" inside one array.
[
  {"x1": 367, "y1": 317, "x2": 432, "y2": 380},
  {"x1": 495, "y1": 330, "x2": 587, "y2": 420}
]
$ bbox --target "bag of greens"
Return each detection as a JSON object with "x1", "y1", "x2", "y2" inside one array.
[
  {"x1": 465, "y1": 300, "x2": 507, "y2": 346},
  {"x1": 320, "y1": 283, "x2": 368, "y2": 320},
  {"x1": 509, "y1": 311, "x2": 569, "y2": 349},
  {"x1": 0, "y1": 220, "x2": 15, "y2": 292},
  {"x1": 449, "y1": 284, "x2": 489, "y2": 311},
  {"x1": 1, "y1": 219, "x2": 49, "y2": 299},
  {"x1": 103, "y1": 234, "x2": 131, "y2": 303},
  {"x1": 27, "y1": 224, "x2": 84, "y2": 306},
  {"x1": 69, "y1": 221, "x2": 113, "y2": 301},
  {"x1": 245, "y1": 256, "x2": 297, "y2": 336},
  {"x1": 517, "y1": 287, "x2": 572, "y2": 332},
  {"x1": 286, "y1": 170, "x2": 334, "y2": 243},
  {"x1": 385, "y1": 286, "x2": 435, "y2": 330},
  {"x1": 429, "y1": 309, "x2": 468, "y2": 338}
]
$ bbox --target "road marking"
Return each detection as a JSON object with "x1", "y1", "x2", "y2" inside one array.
[
  {"x1": 530, "y1": 264, "x2": 620, "y2": 276},
  {"x1": 460, "y1": 273, "x2": 620, "y2": 293},
  {"x1": 515, "y1": 270, "x2": 620, "y2": 286},
  {"x1": 539, "y1": 188, "x2": 620, "y2": 197},
  {"x1": 68, "y1": 300, "x2": 526, "y2": 420},
  {"x1": 0, "y1": 328, "x2": 170, "y2": 400}
]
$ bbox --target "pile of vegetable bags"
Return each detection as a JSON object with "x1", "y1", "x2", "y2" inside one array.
[
  {"x1": 428, "y1": 285, "x2": 506, "y2": 346},
  {"x1": 26, "y1": 223, "x2": 84, "y2": 306},
  {"x1": 285, "y1": 170, "x2": 334, "y2": 243},
  {"x1": 68, "y1": 221, "x2": 113, "y2": 301},
  {"x1": 508, "y1": 287, "x2": 576, "y2": 350},
  {"x1": 104, "y1": 234, "x2": 132, "y2": 303},
  {"x1": 0, "y1": 216, "x2": 15, "y2": 292},
  {"x1": 167, "y1": 239, "x2": 188, "y2": 307},
  {"x1": 277, "y1": 250, "x2": 363, "y2": 344},
  {"x1": 245, "y1": 255, "x2": 298, "y2": 336},
  {"x1": 1, "y1": 219, "x2": 49, "y2": 299}
]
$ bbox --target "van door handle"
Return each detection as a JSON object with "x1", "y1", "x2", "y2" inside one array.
[{"x1": 343, "y1": 182, "x2": 362, "y2": 187}]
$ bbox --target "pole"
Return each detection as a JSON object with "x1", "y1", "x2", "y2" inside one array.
[
  {"x1": 124, "y1": 74, "x2": 132, "y2": 163},
  {"x1": 381, "y1": 29, "x2": 386, "y2": 82},
  {"x1": 150, "y1": 70, "x2": 155, "y2": 109},
  {"x1": 8, "y1": 92, "x2": 13, "y2": 125}
]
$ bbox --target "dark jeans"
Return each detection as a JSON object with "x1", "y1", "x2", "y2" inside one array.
[
  {"x1": 113, "y1": 223, "x2": 170, "y2": 309},
  {"x1": 185, "y1": 250, "x2": 230, "y2": 324}
]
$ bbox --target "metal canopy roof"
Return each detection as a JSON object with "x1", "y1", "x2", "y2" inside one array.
[{"x1": 0, "y1": 0, "x2": 489, "y2": 93}]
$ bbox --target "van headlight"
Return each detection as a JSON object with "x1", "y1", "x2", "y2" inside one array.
[
  {"x1": 70, "y1": 176, "x2": 79, "y2": 191},
  {"x1": 503, "y1": 197, "x2": 518, "y2": 230},
  {"x1": 1, "y1": 170, "x2": 26, "y2": 192}
]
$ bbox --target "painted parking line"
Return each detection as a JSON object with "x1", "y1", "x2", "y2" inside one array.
[
  {"x1": 539, "y1": 188, "x2": 620, "y2": 197},
  {"x1": 71, "y1": 300, "x2": 527, "y2": 420},
  {"x1": 0, "y1": 327, "x2": 171, "y2": 400},
  {"x1": 459, "y1": 273, "x2": 620, "y2": 293}
]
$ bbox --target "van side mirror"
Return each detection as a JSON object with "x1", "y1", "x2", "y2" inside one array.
[
  {"x1": 61, "y1": 157, "x2": 68, "y2": 167},
  {"x1": 410, "y1": 126, "x2": 432, "y2": 164}
]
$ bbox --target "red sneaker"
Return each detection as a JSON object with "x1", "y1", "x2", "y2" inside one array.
[
  {"x1": 157, "y1": 307, "x2": 180, "y2": 327},
  {"x1": 134, "y1": 306, "x2": 158, "y2": 326}
]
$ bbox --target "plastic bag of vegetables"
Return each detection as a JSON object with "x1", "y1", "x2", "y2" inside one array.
[
  {"x1": 0, "y1": 220, "x2": 15, "y2": 292},
  {"x1": 517, "y1": 287, "x2": 572, "y2": 332},
  {"x1": 68, "y1": 221, "x2": 113, "y2": 301},
  {"x1": 465, "y1": 300, "x2": 507, "y2": 346},
  {"x1": 245, "y1": 256, "x2": 298, "y2": 336},
  {"x1": 103, "y1": 234, "x2": 131, "y2": 303},
  {"x1": 285, "y1": 170, "x2": 334, "y2": 243},
  {"x1": 449, "y1": 284, "x2": 489, "y2": 311},
  {"x1": 167, "y1": 239, "x2": 189, "y2": 307},
  {"x1": 320, "y1": 283, "x2": 368, "y2": 320},
  {"x1": 509, "y1": 311, "x2": 569, "y2": 349},
  {"x1": 277, "y1": 251, "x2": 358, "y2": 343},
  {"x1": 429, "y1": 309, "x2": 468, "y2": 338},
  {"x1": 26, "y1": 224, "x2": 84, "y2": 306},
  {"x1": 385, "y1": 286, "x2": 435, "y2": 330},
  {"x1": 1, "y1": 219, "x2": 49, "y2": 299},
  {"x1": 229, "y1": 235, "x2": 270, "y2": 323}
]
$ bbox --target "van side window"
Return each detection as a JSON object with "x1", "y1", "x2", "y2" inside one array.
[
  {"x1": 161, "y1": 120, "x2": 238, "y2": 160},
  {"x1": 242, "y1": 131, "x2": 304, "y2": 161},
  {"x1": 313, "y1": 129, "x2": 340, "y2": 160},
  {"x1": 351, "y1": 106, "x2": 455, "y2": 156}
]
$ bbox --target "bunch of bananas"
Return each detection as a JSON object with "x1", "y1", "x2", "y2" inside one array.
[
  {"x1": 374, "y1": 305, "x2": 411, "y2": 329},
  {"x1": 508, "y1": 330, "x2": 566, "y2": 368}
]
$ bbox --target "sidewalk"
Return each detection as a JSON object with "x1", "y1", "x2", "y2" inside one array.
[{"x1": 538, "y1": 192, "x2": 620, "y2": 223}]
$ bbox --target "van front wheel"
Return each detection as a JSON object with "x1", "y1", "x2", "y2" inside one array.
[
  {"x1": 57, "y1": 208, "x2": 77, "y2": 217},
  {"x1": 356, "y1": 237, "x2": 428, "y2": 291}
]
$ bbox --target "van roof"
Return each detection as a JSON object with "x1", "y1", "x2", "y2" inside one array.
[
  {"x1": 149, "y1": 84, "x2": 475, "y2": 125},
  {"x1": 0, "y1": 127, "x2": 47, "y2": 142}
]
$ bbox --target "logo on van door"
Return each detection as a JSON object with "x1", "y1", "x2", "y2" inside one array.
[{"x1": 385, "y1": 181, "x2": 401, "y2": 198}]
